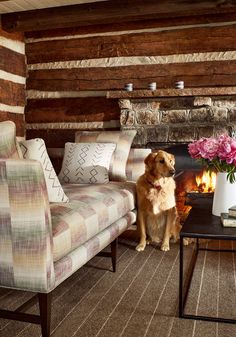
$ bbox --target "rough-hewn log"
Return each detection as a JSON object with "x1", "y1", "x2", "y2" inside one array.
[
  {"x1": 0, "y1": 112, "x2": 24, "y2": 136},
  {"x1": 26, "y1": 24, "x2": 236, "y2": 64},
  {"x1": 25, "y1": 97, "x2": 120, "y2": 123},
  {"x1": 27, "y1": 60, "x2": 236, "y2": 91},
  {"x1": 2, "y1": 0, "x2": 236, "y2": 32},
  {"x1": 25, "y1": 12, "x2": 236, "y2": 40},
  {"x1": 0, "y1": 47, "x2": 26, "y2": 77},
  {"x1": 0, "y1": 28, "x2": 24, "y2": 42},
  {"x1": 0, "y1": 79, "x2": 25, "y2": 106}
]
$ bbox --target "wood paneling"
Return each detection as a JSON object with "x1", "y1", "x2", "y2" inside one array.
[
  {"x1": 2, "y1": 0, "x2": 236, "y2": 32},
  {"x1": 27, "y1": 60, "x2": 236, "y2": 91},
  {"x1": 26, "y1": 24, "x2": 236, "y2": 64},
  {"x1": 25, "y1": 97, "x2": 120, "y2": 123},
  {"x1": 0, "y1": 79, "x2": 25, "y2": 106},
  {"x1": 0, "y1": 47, "x2": 26, "y2": 76}
]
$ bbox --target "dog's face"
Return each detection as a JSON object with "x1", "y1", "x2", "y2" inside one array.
[{"x1": 144, "y1": 150, "x2": 175, "y2": 178}]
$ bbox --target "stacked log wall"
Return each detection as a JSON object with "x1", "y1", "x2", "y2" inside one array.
[
  {"x1": 0, "y1": 26, "x2": 26, "y2": 137},
  {"x1": 25, "y1": 19, "x2": 236, "y2": 158}
]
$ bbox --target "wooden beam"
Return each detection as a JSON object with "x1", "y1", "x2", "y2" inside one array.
[
  {"x1": 2, "y1": 0, "x2": 236, "y2": 32},
  {"x1": 0, "y1": 79, "x2": 25, "y2": 106},
  {"x1": 27, "y1": 60, "x2": 236, "y2": 91},
  {"x1": 26, "y1": 24, "x2": 236, "y2": 64},
  {"x1": 24, "y1": 12, "x2": 236, "y2": 40},
  {"x1": 25, "y1": 97, "x2": 120, "y2": 123},
  {"x1": 0, "y1": 47, "x2": 26, "y2": 77}
]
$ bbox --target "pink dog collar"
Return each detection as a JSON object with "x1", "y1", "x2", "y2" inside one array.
[{"x1": 154, "y1": 184, "x2": 161, "y2": 191}]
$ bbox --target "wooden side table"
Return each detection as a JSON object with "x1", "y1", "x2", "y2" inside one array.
[{"x1": 179, "y1": 206, "x2": 236, "y2": 324}]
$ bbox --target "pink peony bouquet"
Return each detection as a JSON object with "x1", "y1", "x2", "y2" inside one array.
[{"x1": 188, "y1": 134, "x2": 236, "y2": 183}]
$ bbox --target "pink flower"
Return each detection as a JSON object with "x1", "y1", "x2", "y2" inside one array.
[
  {"x1": 188, "y1": 141, "x2": 201, "y2": 159},
  {"x1": 198, "y1": 137, "x2": 218, "y2": 160},
  {"x1": 188, "y1": 134, "x2": 236, "y2": 183},
  {"x1": 218, "y1": 135, "x2": 236, "y2": 163}
]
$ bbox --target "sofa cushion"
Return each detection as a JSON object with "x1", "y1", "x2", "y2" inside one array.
[
  {"x1": 50, "y1": 181, "x2": 136, "y2": 262},
  {"x1": 58, "y1": 142, "x2": 116, "y2": 184},
  {"x1": 0, "y1": 121, "x2": 20, "y2": 159},
  {"x1": 19, "y1": 138, "x2": 69, "y2": 203},
  {"x1": 126, "y1": 148, "x2": 152, "y2": 182},
  {"x1": 75, "y1": 130, "x2": 137, "y2": 181},
  {"x1": 54, "y1": 211, "x2": 136, "y2": 286}
]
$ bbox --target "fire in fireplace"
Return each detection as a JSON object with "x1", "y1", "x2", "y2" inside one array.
[{"x1": 195, "y1": 170, "x2": 216, "y2": 193}]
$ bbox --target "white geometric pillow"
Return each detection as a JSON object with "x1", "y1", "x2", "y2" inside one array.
[
  {"x1": 58, "y1": 142, "x2": 116, "y2": 184},
  {"x1": 75, "y1": 130, "x2": 137, "y2": 181},
  {"x1": 19, "y1": 138, "x2": 69, "y2": 203}
]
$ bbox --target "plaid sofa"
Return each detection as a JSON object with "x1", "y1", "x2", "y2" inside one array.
[{"x1": 0, "y1": 121, "x2": 151, "y2": 337}]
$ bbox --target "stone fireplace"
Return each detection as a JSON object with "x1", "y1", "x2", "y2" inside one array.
[
  {"x1": 108, "y1": 91, "x2": 236, "y2": 223},
  {"x1": 118, "y1": 96, "x2": 236, "y2": 147}
]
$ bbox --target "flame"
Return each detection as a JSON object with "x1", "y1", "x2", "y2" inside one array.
[{"x1": 195, "y1": 170, "x2": 216, "y2": 193}]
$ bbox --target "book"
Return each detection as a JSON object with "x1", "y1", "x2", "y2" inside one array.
[
  {"x1": 228, "y1": 205, "x2": 236, "y2": 218},
  {"x1": 221, "y1": 213, "x2": 236, "y2": 227}
]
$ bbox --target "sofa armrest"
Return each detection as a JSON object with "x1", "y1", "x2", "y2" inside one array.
[
  {"x1": 126, "y1": 148, "x2": 151, "y2": 182},
  {"x1": 0, "y1": 159, "x2": 55, "y2": 292}
]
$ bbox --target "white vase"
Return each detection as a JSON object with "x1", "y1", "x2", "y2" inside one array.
[{"x1": 212, "y1": 172, "x2": 236, "y2": 216}]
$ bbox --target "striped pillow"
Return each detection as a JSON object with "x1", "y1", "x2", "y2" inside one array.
[
  {"x1": 19, "y1": 138, "x2": 69, "y2": 203},
  {"x1": 75, "y1": 130, "x2": 137, "y2": 181},
  {"x1": 0, "y1": 121, "x2": 20, "y2": 159},
  {"x1": 126, "y1": 148, "x2": 152, "y2": 182}
]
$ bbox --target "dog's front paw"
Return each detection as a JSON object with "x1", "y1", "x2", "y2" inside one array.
[
  {"x1": 136, "y1": 243, "x2": 146, "y2": 252},
  {"x1": 161, "y1": 242, "x2": 170, "y2": 251},
  {"x1": 183, "y1": 238, "x2": 193, "y2": 246}
]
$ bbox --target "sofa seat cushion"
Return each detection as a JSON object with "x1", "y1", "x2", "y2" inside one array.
[{"x1": 50, "y1": 182, "x2": 136, "y2": 261}]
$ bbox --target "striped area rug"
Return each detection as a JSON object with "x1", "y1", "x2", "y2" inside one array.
[{"x1": 0, "y1": 231, "x2": 235, "y2": 337}]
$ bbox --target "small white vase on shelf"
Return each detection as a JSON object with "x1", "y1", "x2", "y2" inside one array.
[{"x1": 212, "y1": 172, "x2": 236, "y2": 216}]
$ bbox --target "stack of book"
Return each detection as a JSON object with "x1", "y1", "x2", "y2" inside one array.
[{"x1": 221, "y1": 205, "x2": 236, "y2": 227}]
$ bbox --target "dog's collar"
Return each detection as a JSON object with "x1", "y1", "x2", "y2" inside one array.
[
  {"x1": 146, "y1": 177, "x2": 162, "y2": 191},
  {"x1": 154, "y1": 184, "x2": 161, "y2": 191}
]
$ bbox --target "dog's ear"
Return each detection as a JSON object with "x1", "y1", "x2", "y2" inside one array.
[{"x1": 144, "y1": 152, "x2": 157, "y2": 167}]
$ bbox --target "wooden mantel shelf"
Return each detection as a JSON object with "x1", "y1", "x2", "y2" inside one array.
[{"x1": 106, "y1": 87, "x2": 236, "y2": 99}]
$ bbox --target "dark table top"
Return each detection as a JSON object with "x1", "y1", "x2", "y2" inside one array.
[{"x1": 180, "y1": 206, "x2": 236, "y2": 239}]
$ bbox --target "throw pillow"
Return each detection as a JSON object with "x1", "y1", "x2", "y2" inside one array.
[
  {"x1": 75, "y1": 130, "x2": 137, "y2": 181},
  {"x1": 19, "y1": 138, "x2": 69, "y2": 203},
  {"x1": 126, "y1": 148, "x2": 152, "y2": 182},
  {"x1": 58, "y1": 142, "x2": 116, "y2": 184},
  {"x1": 0, "y1": 120, "x2": 20, "y2": 159}
]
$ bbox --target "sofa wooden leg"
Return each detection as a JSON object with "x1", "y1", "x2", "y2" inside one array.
[
  {"x1": 111, "y1": 238, "x2": 118, "y2": 272},
  {"x1": 38, "y1": 293, "x2": 52, "y2": 337}
]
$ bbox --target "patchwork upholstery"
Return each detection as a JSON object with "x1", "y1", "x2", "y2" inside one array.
[
  {"x1": 75, "y1": 130, "x2": 137, "y2": 181},
  {"x1": 0, "y1": 121, "x2": 20, "y2": 159},
  {"x1": 126, "y1": 148, "x2": 152, "y2": 182},
  {"x1": 0, "y1": 159, "x2": 55, "y2": 292},
  {"x1": 54, "y1": 211, "x2": 136, "y2": 286},
  {"x1": 51, "y1": 182, "x2": 136, "y2": 261},
  {"x1": 19, "y1": 138, "x2": 69, "y2": 203},
  {"x1": 58, "y1": 142, "x2": 116, "y2": 184},
  {"x1": 0, "y1": 120, "x2": 142, "y2": 336}
]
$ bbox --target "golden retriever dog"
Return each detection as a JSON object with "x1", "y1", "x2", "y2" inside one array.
[{"x1": 136, "y1": 150, "x2": 181, "y2": 252}]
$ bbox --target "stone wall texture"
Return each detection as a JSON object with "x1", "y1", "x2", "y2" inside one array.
[{"x1": 119, "y1": 96, "x2": 236, "y2": 147}]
